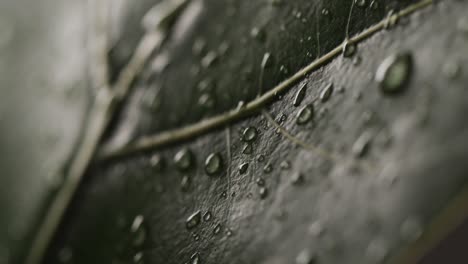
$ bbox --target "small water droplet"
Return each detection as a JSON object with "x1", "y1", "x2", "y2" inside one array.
[
  {"x1": 352, "y1": 131, "x2": 373, "y2": 158},
  {"x1": 400, "y1": 217, "x2": 423, "y2": 242},
  {"x1": 342, "y1": 40, "x2": 357, "y2": 58},
  {"x1": 257, "y1": 155, "x2": 265, "y2": 162},
  {"x1": 295, "y1": 249, "x2": 317, "y2": 264},
  {"x1": 204, "y1": 152, "x2": 223, "y2": 176},
  {"x1": 133, "y1": 252, "x2": 144, "y2": 264},
  {"x1": 279, "y1": 65, "x2": 289, "y2": 75},
  {"x1": 201, "y1": 51, "x2": 218, "y2": 68},
  {"x1": 355, "y1": 0, "x2": 366, "y2": 8},
  {"x1": 150, "y1": 154, "x2": 165, "y2": 172},
  {"x1": 131, "y1": 215, "x2": 147, "y2": 247},
  {"x1": 370, "y1": 0, "x2": 379, "y2": 9},
  {"x1": 294, "y1": 82, "x2": 307, "y2": 107},
  {"x1": 261, "y1": 52, "x2": 273, "y2": 69},
  {"x1": 296, "y1": 104, "x2": 314, "y2": 125},
  {"x1": 291, "y1": 172, "x2": 305, "y2": 186},
  {"x1": 320, "y1": 83, "x2": 334, "y2": 103},
  {"x1": 198, "y1": 93, "x2": 216, "y2": 109},
  {"x1": 308, "y1": 221, "x2": 325, "y2": 237},
  {"x1": 256, "y1": 177, "x2": 266, "y2": 186},
  {"x1": 226, "y1": 228, "x2": 234, "y2": 237},
  {"x1": 220, "y1": 191, "x2": 227, "y2": 199},
  {"x1": 279, "y1": 114, "x2": 288, "y2": 123},
  {"x1": 259, "y1": 187, "x2": 268, "y2": 199},
  {"x1": 263, "y1": 163, "x2": 273, "y2": 174},
  {"x1": 186, "y1": 211, "x2": 202, "y2": 230},
  {"x1": 181, "y1": 175, "x2": 191, "y2": 192},
  {"x1": 174, "y1": 148, "x2": 194, "y2": 171},
  {"x1": 239, "y1": 162, "x2": 249, "y2": 174},
  {"x1": 242, "y1": 144, "x2": 253, "y2": 155},
  {"x1": 366, "y1": 239, "x2": 388, "y2": 263},
  {"x1": 375, "y1": 52, "x2": 413, "y2": 95},
  {"x1": 242, "y1": 127, "x2": 258, "y2": 142},
  {"x1": 203, "y1": 211, "x2": 212, "y2": 222},
  {"x1": 250, "y1": 27, "x2": 266, "y2": 42},
  {"x1": 321, "y1": 8, "x2": 330, "y2": 16},
  {"x1": 190, "y1": 252, "x2": 200, "y2": 264},
  {"x1": 213, "y1": 223, "x2": 222, "y2": 234},
  {"x1": 280, "y1": 160, "x2": 291, "y2": 170},
  {"x1": 192, "y1": 233, "x2": 200, "y2": 241}
]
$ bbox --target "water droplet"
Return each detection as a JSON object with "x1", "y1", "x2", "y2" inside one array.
[
  {"x1": 342, "y1": 40, "x2": 357, "y2": 58},
  {"x1": 375, "y1": 52, "x2": 413, "y2": 95},
  {"x1": 257, "y1": 155, "x2": 265, "y2": 162},
  {"x1": 226, "y1": 228, "x2": 234, "y2": 237},
  {"x1": 250, "y1": 27, "x2": 266, "y2": 42},
  {"x1": 198, "y1": 93, "x2": 216, "y2": 109},
  {"x1": 355, "y1": 0, "x2": 366, "y2": 8},
  {"x1": 213, "y1": 223, "x2": 222, "y2": 234},
  {"x1": 201, "y1": 51, "x2": 218, "y2": 68},
  {"x1": 131, "y1": 215, "x2": 147, "y2": 247},
  {"x1": 259, "y1": 187, "x2": 268, "y2": 199},
  {"x1": 261, "y1": 52, "x2": 273, "y2": 69},
  {"x1": 192, "y1": 233, "x2": 200, "y2": 241},
  {"x1": 263, "y1": 163, "x2": 273, "y2": 174},
  {"x1": 239, "y1": 162, "x2": 249, "y2": 174},
  {"x1": 150, "y1": 154, "x2": 165, "y2": 172},
  {"x1": 204, "y1": 152, "x2": 223, "y2": 176},
  {"x1": 366, "y1": 239, "x2": 388, "y2": 263},
  {"x1": 133, "y1": 252, "x2": 144, "y2": 264},
  {"x1": 242, "y1": 127, "x2": 258, "y2": 142},
  {"x1": 279, "y1": 65, "x2": 289, "y2": 75},
  {"x1": 291, "y1": 172, "x2": 305, "y2": 186},
  {"x1": 296, "y1": 249, "x2": 317, "y2": 264},
  {"x1": 320, "y1": 83, "x2": 334, "y2": 103},
  {"x1": 190, "y1": 252, "x2": 200, "y2": 264},
  {"x1": 186, "y1": 211, "x2": 201, "y2": 230},
  {"x1": 294, "y1": 82, "x2": 307, "y2": 107},
  {"x1": 256, "y1": 178, "x2": 266, "y2": 186},
  {"x1": 321, "y1": 8, "x2": 330, "y2": 16},
  {"x1": 181, "y1": 175, "x2": 191, "y2": 192},
  {"x1": 400, "y1": 217, "x2": 423, "y2": 242},
  {"x1": 174, "y1": 148, "x2": 194, "y2": 171},
  {"x1": 280, "y1": 160, "x2": 291, "y2": 170},
  {"x1": 279, "y1": 114, "x2": 288, "y2": 123},
  {"x1": 203, "y1": 211, "x2": 212, "y2": 222},
  {"x1": 242, "y1": 144, "x2": 253, "y2": 154},
  {"x1": 442, "y1": 60, "x2": 461, "y2": 80},
  {"x1": 352, "y1": 131, "x2": 373, "y2": 158},
  {"x1": 296, "y1": 104, "x2": 314, "y2": 125},
  {"x1": 220, "y1": 191, "x2": 227, "y2": 199},
  {"x1": 369, "y1": 0, "x2": 379, "y2": 10}
]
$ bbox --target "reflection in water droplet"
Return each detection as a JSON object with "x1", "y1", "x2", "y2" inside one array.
[
  {"x1": 320, "y1": 83, "x2": 334, "y2": 103},
  {"x1": 242, "y1": 127, "x2": 258, "y2": 142},
  {"x1": 150, "y1": 154, "x2": 165, "y2": 172},
  {"x1": 186, "y1": 211, "x2": 202, "y2": 230},
  {"x1": 239, "y1": 162, "x2": 249, "y2": 174},
  {"x1": 205, "y1": 152, "x2": 223, "y2": 176},
  {"x1": 213, "y1": 223, "x2": 222, "y2": 234},
  {"x1": 259, "y1": 187, "x2": 268, "y2": 199},
  {"x1": 174, "y1": 148, "x2": 194, "y2": 171},
  {"x1": 400, "y1": 217, "x2": 423, "y2": 242},
  {"x1": 375, "y1": 52, "x2": 413, "y2": 94},
  {"x1": 294, "y1": 82, "x2": 307, "y2": 107},
  {"x1": 203, "y1": 211, "x2": 212, "y2": 222},
  {"x1": 131, "y1": 215, "x2": 147, "y2": 248},
  {"x1": 296, "y1": 104, "x2": 314, "y2": 125}
]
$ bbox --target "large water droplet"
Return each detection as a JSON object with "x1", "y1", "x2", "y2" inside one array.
[
  {"x1": 204, "y1": 152, "x2": 223, "y2": 176},
  {"x1": 174, "y1": 148, "x2": 194, "y2": 171},
  {"x1": 320, "y1": 83, "x2": 334, "y2": 103},
  {"x1": 242, "y1": 127, "x2": 258, "y2": 142},
  {"x1": 294, "y1": 82, "x2": 307, "y2": 107},
  {"x1": 375, "y1": 52, "x2": 413, "y2": 94},
  {"x1": 239, "y1": 162, "x2": 249, "y2": 174},
  {"x1": 131, "y1": 215, "x2": 147, "y2": 248},
  {"x1": 296, "y1": 104, "x2": 314, "y2": 125},
  {"x1": 186, "y1": 211, "x2": 202, "y2": 230}
]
